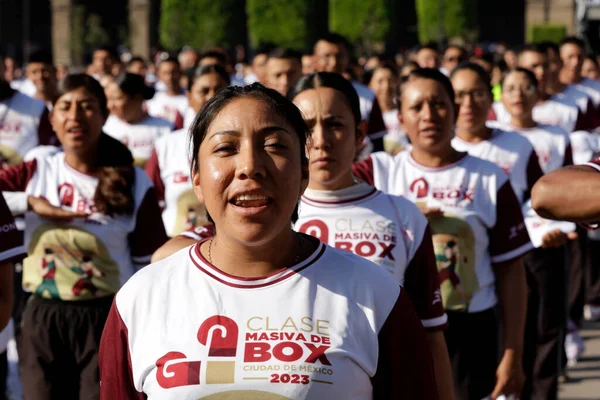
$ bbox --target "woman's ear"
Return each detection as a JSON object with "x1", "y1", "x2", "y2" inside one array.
[
  {"x1": 192, "y1": 170, "x2": 204, "y2": 203},
  {"x1": 299, "y1": 160, "x2": 309, "y2": 196},
  {"x1": 397, "y1": 111, "x2": 405, "y2": 132},
  {"x1": 356, "y1": 120, "x2": 367, "y2": 148}
]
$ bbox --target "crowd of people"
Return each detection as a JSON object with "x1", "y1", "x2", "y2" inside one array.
[{"x1": 1, "y1": 32, "x2": 600, "y2": 399}]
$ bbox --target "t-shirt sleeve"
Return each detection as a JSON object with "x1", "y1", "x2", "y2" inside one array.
[
  {"x1": 0, "y1": 194, "x2": 24, "y2": 263},
  {"x1": 128, "y1": 187, "x2": 169, "y2": 266},
  {"x1": 371, "y1": 289, "x2": 438, "y2": 400},
  {"x1": 403, "y1": 224, "x2": 447, "y2": 331},
  {"x1": 37, "y1": 108, "x2": 58, "y2": 146},
  {"x1": 524, "y1": 150, "x2": 544, "y2": 203},
  {"x1": 352, "y1": 157, "x2": 375, "y2": 186},
  {"x1": 0, "y1": 159, "x2": 38, "y2": 191},
  {"x1": 173, "y1": 111, "x2": 184, "y2": 131},
  {"x1": 489, "y1": 181, "x2": 533, "y2": 263},
  {"x1": 144, "y1": 149, "x2": 165, "y2": 207},
  {"x1": 99, "y1": 300, "x2": 146, "y2": 400}
]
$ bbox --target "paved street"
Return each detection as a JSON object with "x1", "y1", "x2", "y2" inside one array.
[{"x1": 559, "y1": 321, "x2": 600, "y2": 399}]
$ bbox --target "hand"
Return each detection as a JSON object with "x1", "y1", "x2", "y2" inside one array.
[
  {"x1": 420, "y1": 207, "x2": 444, "y2": 219},
  {"x1": 491, "y1": 350, "x2": 524, "y2": 399},
  {"x1": 27, "y1": 196, "x2": 89, "y2": 222},
  {"x1": 541, "y1": 229, "x2": 567, "y2": 248},
  {"x1": 567, "y1": 231, "x2": 579, "y2": 240}
]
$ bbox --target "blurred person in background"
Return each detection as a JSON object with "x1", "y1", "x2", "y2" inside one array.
[
  {"x1": 89, "y1": 46, "x2": 117, "y2": 81},
  {"x1": 313, "y1": 33, "x2": 386, "y2": 152},
  {"x1": 582, "y1": 55, "x2": 600, "y2": 81},
  {"x1": 400, "y1": 61, "x2": 420, "y2": 81},
  {"x1": 441, "y1": 45, "x2": 467, "y2": 76},
  {"x1": 559, "y1": 37, "x2": 600, "y2": 117},
  {"x1": 126, "y1": 56, "x2": 148, "y2": 80},
  {"x1": 178, "y1": 47, "x2": 198, "y2": 71},
  {"x1": 56, "y1": 64, "x2": 69, "y2": 81},
  {"x1": 145, "y1": 57, "x2": 187, "y2": 129},
  {"x1": 197, "y1": 50, "x2": 245, "y2": 86},
  {"x1": 504, "y1": 48, "x2": 518, "y2": 69},
  {"x1": 301, "y1": 51, "x2": 315, "y2": 75},
  {"x1": 245, "y1": 43, "x2": 275, "y2": 84},
  {"x1": 26, "y1": 51, "x2": 58, "y2": 109},
  {"x1": 264, "y1": 48, "x2": 302, "y2": 96},
  {"x1": 104, "y1": 73, "x2": 173, "y2": 167},
  {"x1": 415, "y1": 43, "x2": 440, "y2": 69}
]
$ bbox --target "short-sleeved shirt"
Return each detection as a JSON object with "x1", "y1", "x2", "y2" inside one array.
[
  {"x1": 0, "y1": 153, "x2": 168, "y2": 300},
  {"x1": 296, "y1": 183, "x2": 447, "y2": 331},
  {"x1": 146, "y1": 92, "x2": 188, "y2": 128},
  {"x1": 353, "y1": 151, "x2": 533, "y2": 312}
]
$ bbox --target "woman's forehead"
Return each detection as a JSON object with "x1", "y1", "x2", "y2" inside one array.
[{"x1": 207, "y1": 97, "x2": 291, "y2": 133}]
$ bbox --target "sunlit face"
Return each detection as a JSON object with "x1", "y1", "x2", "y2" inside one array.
[
  {"x1": 127, "y1": 60, "x2": 147, "y2": 77},
  {"x1": 51, "y1": 87, "x2": 105, "y2": 155},
  {"x1": 369, "y1": 68, "x2": 398, "y2": 109},
  {"x1": 187, "y1": 72, "x2": 229, "y2": 114},
  {"x1": 265, "y1": 58, "x2": 302, "y2": 96},
  {"x1": 252, "y1": 54, "x2": 269, "y2": 83},
  {"x1": 442, "y1": 47, "x2": 463, "y2": 73},
  {"x1": 582, "y1": 58, "x2": 600, "y2": 81},
  {"x1": 313, "y1": 41, "x2": 349, "y2": 74},
  {"x1": 302, "y1": 55, "x2": 315, "y2": 75},
  {"x1": 192, "y1": 97, "x2": 307, "y2": 246},
  {"x1": 451, "y1": 69, "x2": 492, "y2": 133},
  {"x1": 105, "y1": 82, "x2": 142, "y2": 122},
  {"x1": 504, "y1": 50, "x2": 517, "y2": 69},
  {"x1": 293, "y1": 87, "x2": 363, "y2": 191},
  {"x1": 416, "y1": 49, "x2": 439, "y2": 69},
  {"x1": 92, "y1": 50, "x2": 112, "y2": 75},
  {"x1": 400, "y1": 78, "x2": 455, "y2": 155},
  {"x1": 501, "y1": 71, "x2": 538, "y2": 120},
  {"x1": 560, "y1": 43, "x2": 584, "y2": 75},
  {"x1": 518, "y1": 51, "x2": 548, "y2": 92},
  {"x1": 26, "y1": 62, "x2": 57, "y2": 93},
  {"x1": 158, "y1": 61, "x2": 182, "y2": 91}
]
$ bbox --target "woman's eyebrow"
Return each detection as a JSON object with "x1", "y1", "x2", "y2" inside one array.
[
  {"x1": 258, "y1": 125, "x2": 291, "y2": 135},
  {"x1": 208, "y1": 130, "x2": 241, "y2": 140}
]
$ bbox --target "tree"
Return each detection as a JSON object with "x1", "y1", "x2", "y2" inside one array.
[
  {"x1": 246, "y1": 0, "x2": 315, "y2": 51},
  {"x1": 416, "y1": 0, "x2": 477, "y2": 44},
  {"x1": 159, "y1": 0, "x2": 246, "y2": 51},
  {"x1": 328, "y1": 0, "x2": 390, "y2": 53}
]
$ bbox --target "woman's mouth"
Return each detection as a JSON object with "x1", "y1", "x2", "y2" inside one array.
[
  {"x1": 311, "y1": 156, "x2": 335, "y2": 167},
  {"x1": 229, "y1": 194, "x2": 272, "y2": 208}
]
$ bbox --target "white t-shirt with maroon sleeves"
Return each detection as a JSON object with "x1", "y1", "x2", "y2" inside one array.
[
  {"x1": 99, "y1": 240, "x2": 438, "y2": 399},
  {"x1": 296, "y1": 183, "x2": 446, "y2": 331},
  {"x1": 146, "y1": 92, "x2": 188, "y2": 128},
  {"x1": 103, "y1": 115, "x2": 173, "y2": 168},
  {"x1": 145, "y1": 129, "x2": 208, "y2": 237},
  {"x1": 0, "y1": 153, "x2": 168, "y2": 301},
  {"x1": 353, "y1": 152, "x2": 533, "y2": 313}
]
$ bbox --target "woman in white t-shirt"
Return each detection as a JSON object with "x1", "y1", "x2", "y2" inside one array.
[
  {"x1": 0, "y1": 74, "x2": 168, "y2": 398},
  {"x1": 365, "y1": 63, "x2": 408, "y2": 154},
  {"x1": 104, "y1": 72, "x2": 173, "y2": 167},
  {"x1": 99, "y1": 83, "x2": 438, "y2": 399},
  {"x1": 353, "y1": 68, "x2": 531, "y2": 400},
  {"x1": 145, "y1": 65, "x2": 230, "y2": 237}
]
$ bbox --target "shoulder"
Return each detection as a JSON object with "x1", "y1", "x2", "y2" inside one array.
[
  {"x1": 145, "y1": 116, "x2": 173, "y2": 128},
  {"x1": 539, "y1": 124, "x2": 570, "y2": 140},
  {"x1": 463, "y1": 154, "x2": 509, "y2": 180},
  {"x1": 11, "y1": 92, "x2": 46, "y2": 116},
  {"x1": 351, "y1": 81, "x2": 375, "y2": 100},
  {"x1": 492, "y1": 128, "x2": 536, "y2": 150}
]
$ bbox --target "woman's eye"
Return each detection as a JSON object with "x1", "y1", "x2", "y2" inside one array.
[
  {"x1": 265, "y1": 141, "x2": 288, "y2": 149},
  {"x1": 214, "y1": 144, "x2": 236, "y2": 153}
]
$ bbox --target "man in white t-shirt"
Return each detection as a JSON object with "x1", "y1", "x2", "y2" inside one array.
[
  {"x1": 313, "y1": 34, "x2": 386, "y2": 151},
  {"x1": 264, "y1": 48, "x2": 302, "y2": 96},
  {"x1": 146, "y1": 57, "x2": 188, "y2": 130}
]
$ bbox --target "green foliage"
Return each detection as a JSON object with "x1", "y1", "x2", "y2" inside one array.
[
  {"x1": 528, "y1": 24, "x2": 567, "y2": 44},
  {"x1": 159, "y1": 0, "x2": 246, "y2": 51},
  {"x1": 329, "y1": 0, "x2": 390, "y2": 50},
  {"x1": 416, "y1": 0, "x2": 477, "y2": 43},
  {"x1": 85, "y1": 14, "x2": 110, "y2": 48},
  {"x1": 246, "y1": 0, "x2": 314, "y2": 50},
  {"x1": 70, "y1": 5, "x2": 85, "y2": 65}
]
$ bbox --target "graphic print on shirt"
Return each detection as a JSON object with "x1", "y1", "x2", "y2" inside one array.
[
  {"x1": 0, "y1": 145, "x2": 21, "y2": 166},
  {"x1": 23, "y1": 224, "x2": 119, "y2": 300},
  {"x1": 173, "y1": 188, "x2": 208, "y2": 236},
  {"x1": 428, "y1": 215, "x2": 477, "y2": 311},
  {"x1": 155, "y1": 313, "x2": 334, "y2": 395}
]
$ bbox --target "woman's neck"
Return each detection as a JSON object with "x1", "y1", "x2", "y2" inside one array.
[
  {"x1": 559, "y1": 69, "x2": 581, "y2": 85},
  {"x1": 411, "y1": 145, "x2": 461, "y2": 168},
  {"x1": 206, "y1": 228, "x2": 300, "y2": 278},
  {"x1": 307, "y1": 172, "x2": 355, "y2": 191},
  {"x1": 124, "y1": 109, "x2": 147, "y2": 124},
  {"x1": 64, "y1": 150, "x2": 97, "y2": 175},
  {"x1": 456, "y1": 125, "x2": 492, "y2": 143},
  {"x1": 510, "y1": 115, "x2": 536, "y2": 129},
  {"x1": 378, "y1": 96, "x2": 395, "y2": 113}
]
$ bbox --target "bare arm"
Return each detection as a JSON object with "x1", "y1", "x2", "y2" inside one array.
[
  {"x1": 532, "y1": 165, "x2": 600, "y2": 223},
  {"x1": 491, "y1": 256, "x2": 527, "y2": 398},
  {"x1": 426, "y1": 331, "x2": 455, "y2": 400},
  {"x1": 151, "y1": 236, "x2": 197, "y2": 263},
  {"x1": 0, "y1": 262, "x2": 13, "y2": 330}
]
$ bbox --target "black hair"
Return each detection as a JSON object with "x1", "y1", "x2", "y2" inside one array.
[
  {"x1": 127, "y1": 56, "x2": 146, "y2": 67},
  {"x1": 288, "y1": 72, "x2": 361, "y2": 126},
  {"x1": 28, "y1": 50, "x2": 53, "y2": 65},
  {"x1": 113, "y1": 72, "x2": 155, "y2": 100},
  {"x1": 363, "y1": 61, "x2": 399, "y2": 86},
  {"x1": 516, "y1": 43, "x2": 545, "y2": 59},
  {"x1": 187, "y1": 64, "x2": 231, "y2": 91},
  {"x1": 94, "y1": 45, "x2": 118, "y2": 60},
  {"x1": 158, "y1": 56, "x2": 181, "y2": 69},
  {"x1": 450, "y1": 62, "x2": 493, "y2": 92},
  {"x1": 314, "y1": 33, "x2": 352, "y2": 54},
  {"x1": 267, "y1": 48, "x2": 302, "y2": 63},
  {"x1": 560, "y1": 36, "x2": 586, "y2": 51},
  {"x1": 419, "y1": 42, "x2": 439, "y2": 53},
  {"x1": 198, "y1": 50, "x2": 228, "y2": 66},
  {"x1": 399, "y1": 68, "x2": 456, "y2": 109},
  {"x1": 254, "y1": 43, "x2": 277, "y2": 57},
  {"x1": 189, "y1": 83, "x2": 309, "y2": 224},
  {"x1": 54, "y1": 74, "x2": 135, "y2": 216},
  {"x1": 502, "y1": 67, "x2": 538, "y2": 91}
]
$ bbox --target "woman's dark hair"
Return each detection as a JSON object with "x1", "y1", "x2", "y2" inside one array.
[
  {"x1": 450, "y1": 62, "x2": 492, "y2": 92},
  {"x1": 501, "y1": 67, "x2": 538, "y2": 91},
  {"x1": 54, "y1": 74, "x2": 135, "y2": 216},
  {"x1": 288, "y1": 72, "x2": 361, "y2": 126},
  {"x1": 189, "y1": 83, "x2": 309, "y2": 223},
  {"x1": 113, "y1": 72, "x2": 155, "y2": 100},
  {"x1": 363, "y1": 61, "x2": 399, "y2": 86},
  {"x1": 187, "y1": 64, "x2": 231, "y2": 91},
  {"x1": 399, "y1": 68, "x2": 455, "y2": 109}
]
